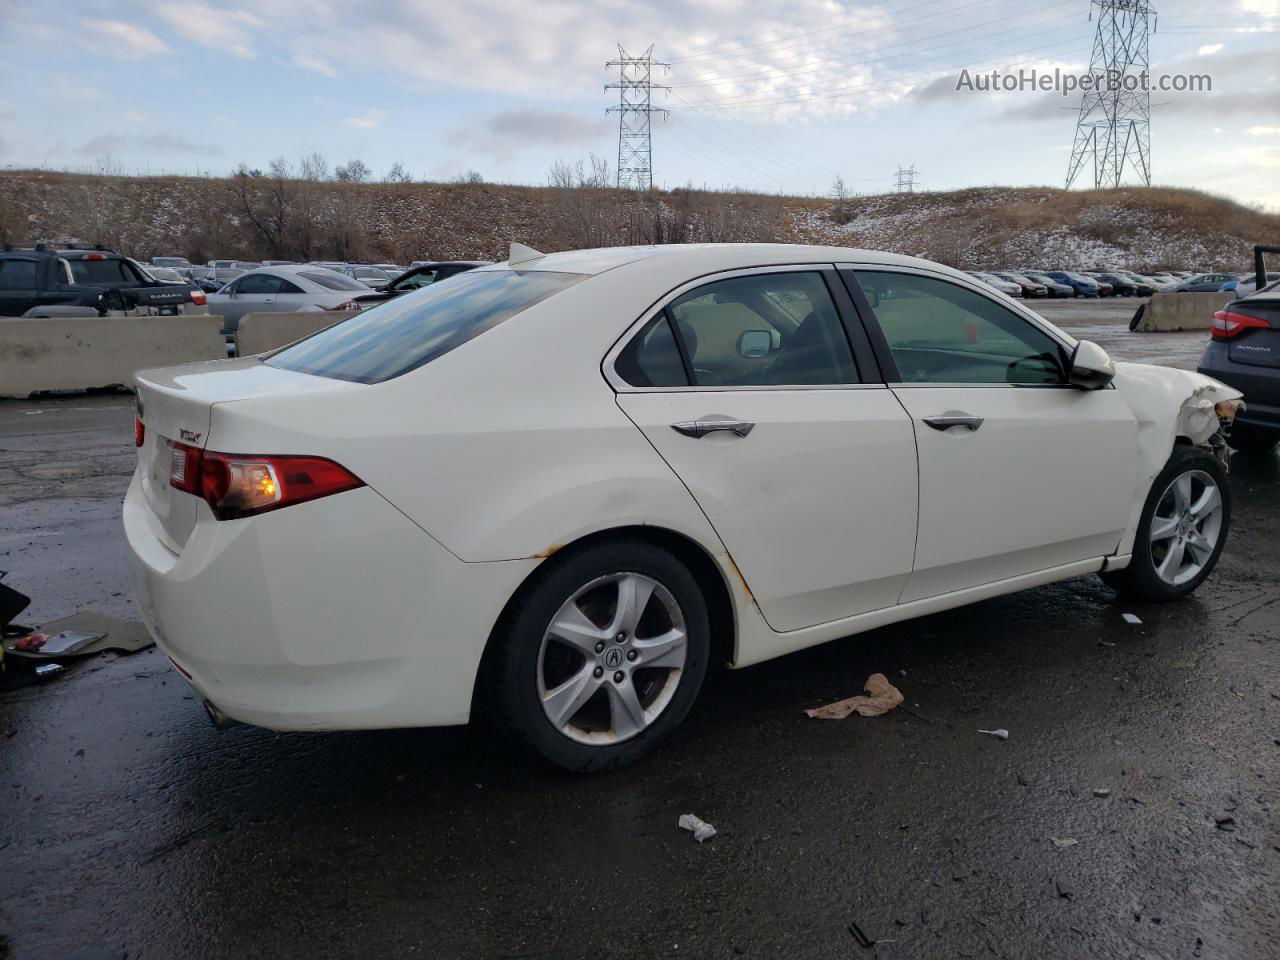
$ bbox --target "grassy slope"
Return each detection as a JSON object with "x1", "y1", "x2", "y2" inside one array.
[{"x1": 1, "y1": 170, "x2": 1274, "y2": 271}]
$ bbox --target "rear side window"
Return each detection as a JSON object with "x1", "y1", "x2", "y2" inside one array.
[
  {"x1": 68, "y1": 258, "x2": 138, "y2": 285},
  {"x1": 301, "y1": 270, "x2": 366, "y2": 292},
  {"x1": 0, "y1": 259, "x2": 38, "y2": 289},
  {"x1": 616, "y1": 315, "x2": 689, "y2": 387},
  {"x1": 268, "y1": 269, "x2": 586, "y2": 383}
]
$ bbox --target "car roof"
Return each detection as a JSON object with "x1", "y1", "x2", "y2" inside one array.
[{"x1": 472, "y1": 243, "x2": 962, "y2": 280}]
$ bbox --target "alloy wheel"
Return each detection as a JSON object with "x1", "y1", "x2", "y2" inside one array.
[
  {"x1": 1149, "y1": 469, "x2": 1224, "y2": 586},
  {"x1": 536, "y1": 572, "x2": 687, "y2": 745}
]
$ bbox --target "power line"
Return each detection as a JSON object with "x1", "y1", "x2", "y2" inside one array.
[
  {"x1": 606, "y1": 45, "x2": 670, "y2": 190},
  {"x1": 895, "y1": 165, "x2": 920, "y2": 193}
]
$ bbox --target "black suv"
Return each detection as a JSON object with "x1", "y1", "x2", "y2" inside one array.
[{"x1": 0, "y1": 245, "x2": 205, "y2": 318}]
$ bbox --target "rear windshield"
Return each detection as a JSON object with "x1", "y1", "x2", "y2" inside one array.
[
  {"x1": 268, "y1": 270, "x2": 586, "y2": 383},
  {"x1": 301, "y1": 270, "x2": 366, "y2": 291}
]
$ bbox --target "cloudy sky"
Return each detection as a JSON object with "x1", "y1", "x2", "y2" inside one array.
[{"x1": 1, "y1": 0, "x2": 1277, "y2": 206}]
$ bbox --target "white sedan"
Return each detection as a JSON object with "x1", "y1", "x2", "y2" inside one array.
[{"x1": 125, "y1": 243, "x2": 1241, "y2": 771}]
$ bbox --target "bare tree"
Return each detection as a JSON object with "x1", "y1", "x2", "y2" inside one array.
[
  {"x1": 452, "y1": 169, "x2": 484, "y2": 185},
  {"x1": 299, "y1": 151, "x2": 329, "y2": 181},
  {"x1": 830, "y1": 175, "x2": 851, "y2": 224},
  {"x1": 334, "y1": 159, "x2": 371, "y2": 183},
  {"x1": 385, "y1": 161, "x2": 412, "y2": 183}
]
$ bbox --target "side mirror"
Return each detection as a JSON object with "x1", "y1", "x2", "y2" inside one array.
[
  {"x1": 737, "y1": 329, "x2": 774, "y2": 358},
  {"x1": 1068, "y1": 339, "x2": 1115, "y2": 390}
]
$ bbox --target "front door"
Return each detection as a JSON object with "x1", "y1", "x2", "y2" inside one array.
[
  {"x1": 612, "y1": 267, "x2": 919, "y2": 633},
  {"x1": 846, "y1": 268, "x2": 1138, "y2": 602}
]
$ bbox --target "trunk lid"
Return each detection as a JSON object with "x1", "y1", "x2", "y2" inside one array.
[
  {"x1": 1226, "y1": 298, "x2": 1280, "y2": 369},
  {"x1": 134, "y1": 358, "x2": 363, "y2": 553}
]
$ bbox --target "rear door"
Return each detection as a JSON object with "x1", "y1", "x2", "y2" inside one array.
[
  {"x1": 612, "y1": 266, "x2": 919, "y2": 634},
  {"x1": 845, "y1": 267, "x2": 1137, "y2": 601}
]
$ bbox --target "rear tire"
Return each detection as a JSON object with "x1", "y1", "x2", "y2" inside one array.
[
  {"x1": 1101, "y1": 446, "x2": 1231, "y2": 602},
  {"x1": 488, "y1": 539, "x2": 710, "y2": 772},
  {"x1": 1229, "y1": 425, "x2": 1279, "y2": 455}
]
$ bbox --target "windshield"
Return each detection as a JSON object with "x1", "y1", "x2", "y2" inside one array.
[{"x1": 268, "y1": 269, "x2": 586, "y2": 383}]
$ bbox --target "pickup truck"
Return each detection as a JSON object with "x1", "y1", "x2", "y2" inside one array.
[{"x1": 0, "y1": 246, "x2": 207, "y2": 318}]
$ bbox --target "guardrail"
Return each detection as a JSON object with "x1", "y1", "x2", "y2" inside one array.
[
  {"x1": 234, "y1": 311, "x2": 357, "y2": 357},
  {"x1": 0, "y1": 314, "x2": 225, "y2": 399},
  {"x1": 1133, "y1": 291, "x2": 1233, "y2": 333}
]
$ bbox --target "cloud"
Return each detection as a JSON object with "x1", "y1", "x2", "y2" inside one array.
[
  {"x1": 1240, "y1": 0, "x2": 1279, "y2": 16},
  {"x1": 75, "y1": 134, "x2": 223, "y2": 156},
  {"x1": 80, "y1": 19, "x2": 169, "y2": 59},
  {"x1": 1248, "y1": 125, "x2": 1280, "y2": 135},
  {"x1": 452, "y1": 108, "x2": 611, "y2": 158},
  {"x1": 151, "y1": 3, "x2": 262, "y2": 58},
  {"x1": 292, "y1": 52, "x2": 337, "y2": 78},
  {"x1": 344, "y1": 108, "x2": 387, "y2": 129},
  {"x1": 1198, "y1": 44, "x2": 1224, "y2": 56}
]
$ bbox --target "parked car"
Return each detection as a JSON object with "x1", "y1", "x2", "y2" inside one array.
[
  {"x1": 1042, "y1": 271, "x2": 1101, "y2": 297},
  {"x1": 1093, "y1": 273, "x2": 1149, "y2": 297},
  {"x1": 992, "y1": 271, "x2": 1048, "y2": 298},
  {"x1": 151, "y1": 256, "x2": 192, "y2": 269},
  {"x1": 1198, "y1": 284, "x2": 1280, "y2": 454},
  {"x1": 1176, "y1": 273, "x2": 1238, "y2": 292},
  {"x1": 1090, "y1": 276, "x2": 1116, "y2": 297},
  {"x1": 336, "y1": 264, "x2": 394, "y2": 288},
  {"x1": 357, "y1": 261, "x2": 491, "y2": 304},
  {"x1": 1020, "y1": 271, "x2": 1074, "y2": 298},
  {"x1": 0, "y1": 245, "x2": 205, "y2": 317},
  {"x1": 126, "y1": 242, "x2": 1241, "y2": 771},
  {"x1": 203, "y1": 264, "x2": 368, "y2": 338},
  {"x1": 143, "y1": 265, "x2": 188, "y2": 283},
  {"x1": 967, "y1": 271, "x2": 1023, "y2": 297},
  {"x1": 1235, "y1": 272, "x2": 1280, "y2": 297},
  {"x1": 177, "y1": 266, "x2": 223, "y2": 294}
]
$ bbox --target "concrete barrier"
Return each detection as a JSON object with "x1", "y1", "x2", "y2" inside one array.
[
  {"x1": 1134, "y1": 291, "x2": 1233, "y2": 332},
  {"x1": 234, "y1": 311, "x2": 358, "y2": 357},
  {"x1": 0, "y1": 314, "x2": 225, "y2": 399}
]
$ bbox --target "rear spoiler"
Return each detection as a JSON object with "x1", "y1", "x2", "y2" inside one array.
[{"x1": 1255, "y1": 245, "x2": 1280, "y2": 289}]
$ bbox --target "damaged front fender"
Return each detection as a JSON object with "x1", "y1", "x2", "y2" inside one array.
[{"x1": 1111, "y1": 362, "x2": 1243, "y2": 556}]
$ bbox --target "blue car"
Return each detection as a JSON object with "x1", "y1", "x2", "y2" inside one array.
[{"x1": 1042, "y1": 271, "x2": 1101, "y2": 298}]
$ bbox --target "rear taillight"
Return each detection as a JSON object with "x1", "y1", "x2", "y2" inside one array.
[
  {"x1": 169, "y1": 443, "x2": 362, "y2": 520},
  {"x1": 189, "y1": 290, "x2": 207, "y2": 306},
  {"x1": 134, "y1": 417, "x2": 145, "y2": 448},
  {"x1": 1211, "y1": 309, "x2": 1271, "y2": 340},
  {"x1": 331, "y1": 300, "x2": 362, "y2": 311}
]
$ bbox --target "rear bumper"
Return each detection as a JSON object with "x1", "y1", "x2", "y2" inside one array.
[{"x1": 124, "y1": 471, "x2": 539, "y2": 731}]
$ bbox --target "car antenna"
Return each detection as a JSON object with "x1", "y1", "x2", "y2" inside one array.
[{"x1": 508, "y1": 242, "x2": 545, "y2": 267}]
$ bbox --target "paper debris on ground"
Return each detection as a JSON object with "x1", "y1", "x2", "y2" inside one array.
[
  {"x1": 805, "y1": 673, "x2": 904, "y2": 719},
  {"x1": 1051, "y1": 837, "x2": 1079, "y2": 848},
  {"x1": 678, "y1": 813, "x2": 717, "y2": 843},
  {"x1": 1122, "y1": 613, "x2": 1142, "y2": 625},
  {"x1": 978, "y1": 728, "x2": 1010, "y2": 740}
]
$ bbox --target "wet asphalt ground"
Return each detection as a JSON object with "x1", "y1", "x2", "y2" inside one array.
[{"x1": 1, "y1": 309, "x2": 1276, "y2": 960}]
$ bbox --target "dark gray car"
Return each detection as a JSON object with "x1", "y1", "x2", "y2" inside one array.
[{"x1": 1197, "y1": 282, "x2": 1280, "y2": 453}]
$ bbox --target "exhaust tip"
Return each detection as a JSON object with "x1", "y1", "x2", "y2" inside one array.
[{"x1": 203, "y1": 699, "x2": 241, "y2": 730}]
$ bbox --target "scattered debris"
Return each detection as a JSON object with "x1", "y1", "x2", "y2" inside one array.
[
  {"x1": 677, "y1": 813, "x2": 716, "y2": 843},
  {"x1": 33, "y1": 663, "x2": 64, "y2": 679},
  {"x1": 1055, "y1": 878, "x2": 1074, "y2": 899},
  {"x1": 847, "y1": 921, "x2": 877, "y2": 948},
  {"x1": 1122, "y1": 613, "x2": 1142, "y2": 625},
  {"x1": 1098, "y1": 640, "x2": 1116, "y2": 647},
  {"x1": 805, "y1": 673, "x2": 903, "y2": 719},
  {"x1": 1214, "y1": 816, "x2": 1236, "y2": 832},
  {"x1": 1093, "y1": 788, "x2": 1112, "y2": 798},
  {"x1": 14, "y1": 633, "x2": 47, "y2": 652},
  {"x1": 978, "y1": 728, "x2": 1009, "y2": 740},
  {"x1": 1051, "y1": 837, "x2": 1079, "y2": 848}
]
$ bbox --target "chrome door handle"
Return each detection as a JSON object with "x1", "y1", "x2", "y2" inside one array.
[
  {"x1": 671, "y1": 418, "x2": 755, "y2": 439},
  {"x1": 922, "y1": 414, "x2": 983, "y2": 432}
]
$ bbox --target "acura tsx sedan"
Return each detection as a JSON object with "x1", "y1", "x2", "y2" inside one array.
[{"x1": 125, "y1": 243, "x2": 1242, "y2": 771}]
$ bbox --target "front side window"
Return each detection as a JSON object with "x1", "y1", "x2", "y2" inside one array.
[
  {"x1": 237, "y1": 273, "x2": 283, "y2": 295},
  {"x1": 394, "y1": 270, "x2": 438, "y2": 291},
  {"x1": 268, "y1": 269, "x2": 586, "y2": 384},
  {"x1": 665, "y1": 271, "x2": 857, "y2": 387},
  {"x1": 853, "y1": 271, "x2": 1067, "y2": 385}
]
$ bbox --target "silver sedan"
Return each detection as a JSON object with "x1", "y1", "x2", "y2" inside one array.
[{"x1": 204, "y1": 265, "x2": 370, "y2": 335}]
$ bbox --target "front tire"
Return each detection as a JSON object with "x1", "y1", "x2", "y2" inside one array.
[
  {"x1": 489, "y1": 539, "x2": 710, "y2": 772},
  {"x1": 1101, "y1": 446, "x2": 1231, "y2": 602}
]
